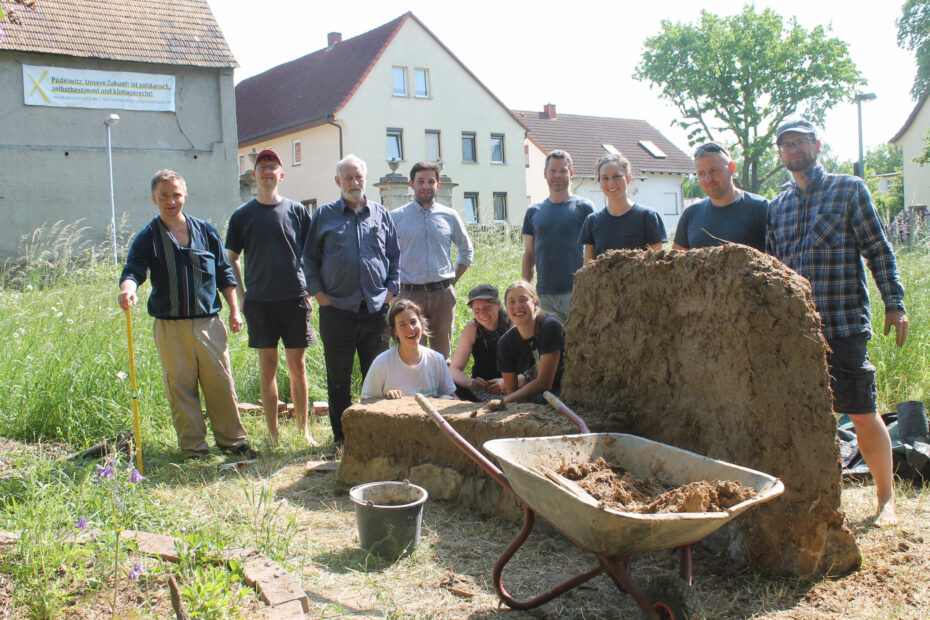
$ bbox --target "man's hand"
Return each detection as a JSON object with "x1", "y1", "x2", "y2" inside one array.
[
  {"x1": 884, "y1": 311, "x2": 909, "y2": 347},
  {"x1": 470, "y1": 377, "x2": 489, "y2": 392},
  {"x1": 386, "y1": 390, "x2": 403, "y2": 399},
  {"x1": 228, "y1": 309, "x2": 243, "y2": 334},
  {"x1": 315, "y1": 292, "x2": 332, "y2": 307},
  {"x1": 485, "y1": 378, "x2": 505, "y2": 395},
  {"x1": 117, "y1": 290, "x2": 137, "y2": 311},
  {"x1": 386, "y1": 291, "x2": 394, "y2": 305}
]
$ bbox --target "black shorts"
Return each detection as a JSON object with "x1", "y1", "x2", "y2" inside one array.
[
  {"x1": 826, "y1": 333, "x2": 876, "y2": 415},
  {"x1": 243, "y1": 297, "x2": 316, "y2": 349}
]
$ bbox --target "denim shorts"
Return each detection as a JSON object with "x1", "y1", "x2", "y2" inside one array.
[{"x1": 826, "y1": 332, "x2": 876, "y2": 415}]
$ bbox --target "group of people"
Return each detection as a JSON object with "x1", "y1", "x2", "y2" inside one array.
[{"x1": 119, "y1": 118, "x2": 907, "y2": 525}]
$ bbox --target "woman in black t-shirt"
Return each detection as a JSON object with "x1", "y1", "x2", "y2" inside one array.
[
  {"x1": 450, "y1": 284, "x2": 512, "y2": 402},
  {"x1": 497, "y1": 280, "x2": 564, "y2": 404}
]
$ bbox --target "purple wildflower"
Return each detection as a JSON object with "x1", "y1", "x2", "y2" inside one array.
[
  {"x1": 74, "y1": 517, "x2": 88, "y2": 529},
  {"x1": 128, "y1": 468, "x2": 145, "y2": 484},
  {"x1": 127, "y1": 562, "x2": 144, "y2": 581},
  {"x1": 96, "y1": 461, "x2": 115, "y2": 484}
]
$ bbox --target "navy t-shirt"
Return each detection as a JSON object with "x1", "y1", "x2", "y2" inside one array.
[
  {"x1": 673, "y1": 193, "x2": 768, "y2": 251},
  {"x1": 225, "y1": 198, "x2": 310, "y2": 301},
  {"x1": 497, "y1": 315, "x2": 565, "y2": 394},
  {"x1": 522, "y1": 196, "x2": 595, "y2": 294},
  {"x1": 578, "y1": 204, "x2": 667, "y2": 258}
]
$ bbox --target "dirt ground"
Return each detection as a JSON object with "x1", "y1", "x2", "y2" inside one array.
[{"x1": 562, "y1": 246, "x2": 858, "y2": 576}]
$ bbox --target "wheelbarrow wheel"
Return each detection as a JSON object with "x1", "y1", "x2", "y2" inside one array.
[{"x1": 639, "y1": 575, "x2": 704, "y2": 620}]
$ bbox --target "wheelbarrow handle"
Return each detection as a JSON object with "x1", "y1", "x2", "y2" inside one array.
[
  {"x1": 543, "y1": 392, "x2": 590, "y2": 434},
  {"x1": 414, "y1": 394, "x2": 514, "y2": 495}
]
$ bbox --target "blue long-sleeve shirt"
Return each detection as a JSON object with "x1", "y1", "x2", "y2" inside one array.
[
  {"x1": 303, "y1": 197, "x2": 400, "y2": 312},
  {"x1": 120, "y1": 215, "x2": 236, "y2": 319},
  {"x1": 390, "y1": 201, "x2": 473, "y2": 284},
  {"x1": 766, "y1": 165, "x2": 905, "y2": 339}
]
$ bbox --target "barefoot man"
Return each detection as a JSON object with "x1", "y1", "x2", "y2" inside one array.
[{"x1": 766, "y1": 120, "x2": 908, "y2": 526}]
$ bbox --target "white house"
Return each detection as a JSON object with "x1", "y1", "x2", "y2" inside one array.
[
  {"x1": 514, "y1": 105, "x2": 693, "y2": 234},
  {"x1": 235, "y1": 13, "x2": 527, "y2": 226},
  {"x1": 891, "y1": 91, "x2": 930, "y2": 211},
  {"x1": 0, "y1": 0, "x2": 240, "y2": 259}
]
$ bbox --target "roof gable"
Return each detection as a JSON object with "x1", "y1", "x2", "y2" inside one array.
[
  {"x1": 0, "y1": 0, "x2": 236, "y2": 68},
  {"x1": 235, "y1": 12, "x2": 526, "y2": 146},
  {"x1": 514, "y1": 109, "x2": 693, "y2": 178},
  {"x1": 890, "y1": 91, "x2": 929, "y2": 144}
]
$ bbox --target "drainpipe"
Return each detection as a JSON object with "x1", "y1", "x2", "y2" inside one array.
[{"x1": 327, "y1": 113, "x2": 343, "y2": 159}]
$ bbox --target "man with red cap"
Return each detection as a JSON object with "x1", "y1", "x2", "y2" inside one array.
[{"x1": 226, "y1": 149, "x2": 317, "y2": 447}]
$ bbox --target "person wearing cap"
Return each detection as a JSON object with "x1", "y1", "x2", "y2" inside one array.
[
  {"x1": 119, "y1": 169, "x2": 256, "y2": 461},
  {"x1": 672, "y1": 142, "x2": 768, "y2": 252},
  {"x1": 302, "y1": 155, "x2": 400, "y2": 445},
  {"x1": 450, "y1": 284, "x2": 513, "y2": 402},
  {"x1": 390, "y1": 161, "x2": 473, "y2": 359},
  {"x1": 766, "y1": 118, "x2": 908, "y2": 527},
  {"x1": 225, "y1": 148, "x2": 317, "y2": 447}
]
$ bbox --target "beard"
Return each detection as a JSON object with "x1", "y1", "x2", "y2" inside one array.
[{"x1": 784, "y1": 151, "x2": 818, "y2": 173}]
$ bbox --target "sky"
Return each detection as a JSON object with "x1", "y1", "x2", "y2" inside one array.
[{"x1": 209, "y1": 0, "x2": 919, "y2": 164}]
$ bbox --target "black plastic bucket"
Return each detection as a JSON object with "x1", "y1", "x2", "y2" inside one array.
[
  {"x1": 349, "y1": 480, "x2": 428, "y2": 560},
  {"x1": 897, "y1": 400, "x2": 929, "y2": 443}
]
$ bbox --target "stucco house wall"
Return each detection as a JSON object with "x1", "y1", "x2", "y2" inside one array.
[{"x1": 892, "y1": 95, "x2": 930, "y2": 210}]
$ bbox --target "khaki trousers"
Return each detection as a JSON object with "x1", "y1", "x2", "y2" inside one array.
[
  {"x1": 153, "y1": 316, "x2": 247, "y2": 457},
  {"x1": 399, "y1": 284, "x2": 457, "y2": 359}
]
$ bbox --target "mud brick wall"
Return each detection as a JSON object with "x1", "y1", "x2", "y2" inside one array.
[{"x1": 562, "y1": 245, "x2": 859, "y2": 576}]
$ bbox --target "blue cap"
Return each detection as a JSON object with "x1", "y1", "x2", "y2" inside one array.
[{"x1": 776, "y1": 119, "x2": 818, "y2": 145}]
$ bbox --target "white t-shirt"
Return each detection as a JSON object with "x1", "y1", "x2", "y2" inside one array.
[{"x1": 361, "y1": 345, "x2": 456, "y2": 399}]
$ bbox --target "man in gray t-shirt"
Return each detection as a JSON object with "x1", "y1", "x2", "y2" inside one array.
[
  {"x1": 521, "y1": 150, "x2": 595, "y2": 322},
  {"x1": 226, "y1": 149, "x2": 317, "y2": 447},
  {"x1": 673, "y1": 142, "x2": 768, "y2": 252}
]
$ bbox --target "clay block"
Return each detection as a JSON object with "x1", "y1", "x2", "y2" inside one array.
[
  {"x1": 242, "y1": 553, "x2": 308, "y2": 610},
  {"x1": 120, "y1": 530, "x2": 186, "y2": 562},
  {"x1": 0, "y1": 531, "x2": 19, "y2": 544},
  {"x1": 271, "y1": 599, "x2": 307, "y2": 618},
  {"x1": 561, "y1": 246, "x2": 859, "y2": 576}
]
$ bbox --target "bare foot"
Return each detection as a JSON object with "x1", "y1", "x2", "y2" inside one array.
[
  {"x1": 266, "y1": 433, "x2": 279, "y2": 448},
  {"x1": 874, "y1": 498, "x2": 898, "y2": 527},
  {"x1": 303, "y1": 430, "x2": 320, "y2": 448}
]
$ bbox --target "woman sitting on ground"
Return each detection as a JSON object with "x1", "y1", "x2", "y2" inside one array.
[
  {"x1": 497, "y1": 280, "x2": 564, "y2": 404},
  {"x1": 579, "y1": 152, "x2": 667, "y2": 264},
  {"x1": 450, "y1": 284, "x2": 513, "y2": 402},
  {"x1": 361, "y1": 299, "x2": 456, "y2": 400}
]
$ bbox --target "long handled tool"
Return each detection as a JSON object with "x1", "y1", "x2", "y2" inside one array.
[{"x1": 125, "y1": 306, "x2": 144, "y2": 474}]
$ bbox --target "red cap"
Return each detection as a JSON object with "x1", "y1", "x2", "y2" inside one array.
[{"x1": 255, "y1": 148, "x2": 282, "y2": 167}]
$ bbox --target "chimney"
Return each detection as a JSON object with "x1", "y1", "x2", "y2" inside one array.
[
  {"x1": 543, "y1": 103, "x2": 556, "y2": 119},
  {"x1": 327, "y1": 32, "x2": 342, "y2": 47}
]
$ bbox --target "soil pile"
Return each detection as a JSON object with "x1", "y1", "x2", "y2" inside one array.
[
  {"x1": 557, "y1": 457, "x2": 755, "y2": 513},
  {"x1": 561, "y1": 245, "x2": 860, "y2": 576}
]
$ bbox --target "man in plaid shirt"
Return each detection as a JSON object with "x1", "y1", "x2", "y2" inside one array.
[{"x1": 766, "y1": 119, "x2": 909, "y2": 526}]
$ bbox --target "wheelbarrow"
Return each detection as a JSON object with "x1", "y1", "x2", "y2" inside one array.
[{"x1": 414, "y1": 393, "x2": 784, "y2": 619}]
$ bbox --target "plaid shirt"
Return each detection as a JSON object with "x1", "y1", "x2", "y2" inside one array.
[{"x1": 765, "y1": 165, "x2": 905, "y2": 340}]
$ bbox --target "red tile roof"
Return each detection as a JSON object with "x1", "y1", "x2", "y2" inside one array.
[
  {"x1": 236, "y1": 12, "x2": 526, "y2": 147},
  {"x1": 236, "y1": 14, "x2": 405, "y2": 145},
  {"x1": 513, "y1": 109, "x2": 693, "y2": 178},
  {"x1": 890, "y1": 90, "x2": 929, "y2": 144},
  {"x1": 0, "y1": 0, "x2": 236, "y2": 68}
]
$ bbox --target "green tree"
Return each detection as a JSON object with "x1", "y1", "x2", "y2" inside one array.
[
  {"x1": 635, "y1": 4, "x2": 863, "y2": 194},
  {"x1": 897, "y1": 0, "x2": 930, "y2": 100},
  {"x1": 864, "y1": 144, "x2": 905, "y2": 224}
]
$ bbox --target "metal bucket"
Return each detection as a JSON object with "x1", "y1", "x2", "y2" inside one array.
[{"x1": 349, "y1": 480, "x2": 428, "y2": 560}]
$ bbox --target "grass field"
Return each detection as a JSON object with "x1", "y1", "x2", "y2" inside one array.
[{"x1": 0, "y1": 225, "x2": 927, "y2": 618}]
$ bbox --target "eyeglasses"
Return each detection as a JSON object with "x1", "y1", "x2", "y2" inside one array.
[
  {"x1": 693, "y1": 143, "x2": 730, "y2": 158},
  {"x1": 255, "y1": 163, "x2": 280, "y2": 172},
  {"x1": 778, "y1": 137, "x2": 814, "y2": 152}
]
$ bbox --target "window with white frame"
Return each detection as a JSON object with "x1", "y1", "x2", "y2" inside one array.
[
  {"x1": 425, "y1": 130, "x2": 441, "y2": 162},
  {"x1": 387, "y1": 128, "x2": 404, "y2": 161},
  {"x1": 462, "y1": 132, "x2": 476, "y2": 163},
  {"x1": 490, "y1": 134, "x2": 505, "y2": 164},
  {"x1": 464, "y1": 192, "x2": 479, "y2": 224},
  {"x1": 292, "y1": 140, "x2": 302, "y2": 165},
  {"x1": 493, "y1": 192, "x2": 507, "y2": 221},
  {"x1": 392, "y1": 67, "x2": 408, "y2": 96},
  {"x1": 662, "y1": 192, "x2": 679, "y2": 215},
  {"x1": 414, "y1": 68, "x2": 430, "y2": 98}
]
